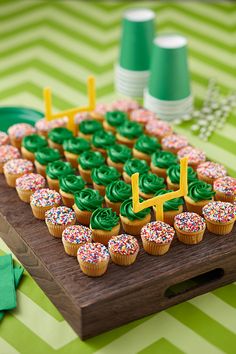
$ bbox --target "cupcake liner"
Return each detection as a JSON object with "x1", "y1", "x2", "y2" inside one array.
[
  {"x1": 46, "y1": 176, "x2": 60, "y2": 192},
  {"x1": 64, "y1": 151, "x2": 79, "y2": 168},
  {"x1": 185, "y1": 196, "x2": 213, "y2": 216},
  {"x1": 162, "y1": 146, "x2": 180, "y2": 154},
  {"x1": 72, "y1": 204, "x2": 92, "y2": 226},
  {"x1": 174, "y1": 225, "x2": 205, "y2": 244},
  {"x1": 91, "y1": 224, "x2": 120, "y2": 245},
  {"x1": 9, "y1": 136, "x2": 22, "y2": 149},
  {"x1": 103, "y1": 121, "x2": 116, "y2": 134},
  {"x1": 35, "y1": 160, "x2": 47, "y2": 178},
  {"x1": 48, "y1": 139, "x2": 64, "y2": 155},
  {"x1": 21, "y1": 146, "x2": 35, "y2": 162},
  {"x1": 107, "y1": 157, "x2": 124, "y2": 173},
  {"x1": 78, "y1": 131, "x2": 92, "y2": 141},
  {"x1": 46, "y1": 219, "x2": 76, "y2": 238},
  {"x1": 142, "y1": 238, "x2": 171, "y2": 255},
  {"x1": 197, "y1": 172, "x2": 215, "y2": 185},
  {"x1": 166, "y1": 176, "x2": 179, "y2": 191},
  {"x1": 59, "y1": 189, "x2": 75, "y2": 208},
  {"x1": 30, "y1": 203, "x2": 60, "y2": 220},
  {"x1": 150, "y1": 163, "x2": 167, "y2": 179},
  {"x1": 110, "y1": 249, "x2": 138, "y2": 266},
  {"x1": 214, "y1": 191, "x2": 235, "y2": 203},
  {"x1": 0, "y1": 163, "x2": 4, "y2": 174},
  {"x1": 62, "y1": 239, "x2": 86, "y2": 256},
  {"x1": 132, "y1": 148, "x2": 151, "y2": 163},
  {"x1": 205, "y1": 219, "x2": 235, "y2": 235},
  {"x1": 78, "y1": 166, "x2": 92, "y2": 183},
  {"x1": 104, "y1": 196, "x2": 121, "y2": 215},
  {"x1": 4, "y1": 171, "x2": 26, "y2": 188},
  {"x1": 116, "y1": 133, "x2": 136, "y2": 148},
  {"x1": 91, "y1": 146, "x2": 107, "y2": 158},
  {"x1": 16, "y1": 188, "x2": 34, "y2": 203},
  {"x1": 77, "y1": 259, "x2": 109, "y2": 277},
  {"x1": 93, "y1": 182, "x2": 106, "y2": 197},
  {"x1": 122, "y1": 171, "x2": 131, "y2": 184},
  {"x1": 90, "y1": 112, "x2": 104, "y2": 122},
  {"x1": 120, "y1": 214, "x2": 151, "y2": 236}
]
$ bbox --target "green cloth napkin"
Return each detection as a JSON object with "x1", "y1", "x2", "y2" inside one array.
[{"x1": 0, "y1": 254, "x2": 16, "y2": 311}]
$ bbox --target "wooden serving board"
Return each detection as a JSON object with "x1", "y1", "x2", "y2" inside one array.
[{"x1": 0, "y1": 174, "x2": 236, "y2": 339}]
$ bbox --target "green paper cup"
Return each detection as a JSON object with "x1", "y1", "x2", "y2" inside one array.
[
  {"x1": 119, "y1": 8, "x2": 155, "y2": 71},
  {"x1": 148, "y1": 34, "x2": 191, "y2": 100}
]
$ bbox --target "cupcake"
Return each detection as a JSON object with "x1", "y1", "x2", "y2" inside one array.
[
  {"x1": 91, "y1": 130, "x2": 115, "y2": 157},
  {"x1": 48, "y1": 127, "x2": 73, "y2": 155},
  {"x1": 45, "y1": 206, "x2": 76, "y2": 238},
  {"x1": 112, "y1": 99, "x2": 139, "y2": 114},
  {"x1": 0, "y1": 131, "x2": 9, "y2": 146},
  {"x1": 139, "y1": 173, "x2": 166, "y2": 199},
  {"x1": 130, "y1": 109, "x2": 156, "y2": 126},
  {"x1": 16, "y1": 173, "x2": 46, "y2": 203},
  {"x1": 145, "y1": 119, "x2": 172, "y2": 141},
  {"x1": 62, "y1": 225, "x2": 92, "y2": 256},
  {"x1": 151, "y1": 151, "x2": 177, "y2": 179},
  {"x1": 8, "y1": 123, "x2": 36, "y2": 149},
  {"x1": 30, "y1": 188, "x2": 61, "y2": 220},
  {"x1": 103, "y1": 111, "x2": 128, "y2": 133},
  {"x1": 78, "y1": 119, "x2": 102, "y2": 141},
  {"x1": 174, "y1": 212, "x2": 206, "y2": 244},
  {"x1": 167, "y1": 164, "x2": 197, "y2": 191},
  {"x1": 120, "y1": 198, "x2": 151, "y2": 236},
  {"x1": 59, "y1": 174, "x2": 86, "y2": 207},
  {"x1": 177, "y1": 146, "x2": 206, "y2": 170},
  {"x1": 116, "y1": 121, "x2": 143, "y2": 147},
  {"x1": 73, "y1": 188, "x2": 103, "y2": 226},
  {"x1": 108, "y1": 234, "x2": 139, "y2": 266},
  {"x1": 21, "y1": 134, "x2": 48, "y2": 162},
  {"x1": 153, "y1": 189, "x2": 184, "y2": 226},
  {"x1": 0, "y1": 145, "x2": 20, "y2": 173},
  {"x1": 78, "y1": 150, "x2": 105, "y2": 183},
  {"x1": 77, "y1": 242, "x2": 110, "y2": 277},
  {"x1": 141, "y1": 221, "x2": 175, "y2": 255},
  {"x1": 89, "y1": 103, "x2": 111, "y2": 122},
  {"x1": 202, "y1": 201, "x2": 235, "y2": 235},
  {"x1": 35, "y1": 117, "x2": 68, "y2": 137},
  {"x1": 123, "y1": 158, "x2": 150, "y2": 184},
  {"x1": 90, "y1": 207, "x2": 120, "y2": 245},
  {"x1": 162, "y1": 134, "x2": 188, "y2": 154},
  {"x1": 63, "y1": 137, "x2": 90, "y2": 168},
  {"x1": 3, "y1": 158, "x2": 34, "y2": 187},
  {"x1": 185, "y1": 180, "x2": 215, "y2": 215},
  {"x1": 107, "y1": 143, "x2": 132, "y2": 172},
  {"x1": 105, "y1": 180, "x2": 132, "y2": 214},
  {"x1": 197, "y1": 161, "x2": 227, "y2": 185},
  {"x1": 213, "y1": 176, "x2": 236, "y2": 203},
  {"x1": 133, "y1": 134, "x2": 161, "y2": 163},
  {"x1": 34, "y1": 147, "x2": 61, "y2": 177},
  {"x1": 92, "y1": 165, "x2": 120, "y2": 196},
  {"x1": 46, "y1": 160, "x2": 75, "y2": 191}
]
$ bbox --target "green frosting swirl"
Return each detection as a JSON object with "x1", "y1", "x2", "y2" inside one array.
[
  {"x1": 79, "y1": 119, "x2": 102, "y2": 134},
  {"x1": 46, "y1": 160, "x2": 75, "y2": 180},
  {"x1": 134, "y1": 134, "x2": 161, "y2": 155},
  {"x1": 92, "y1": 130, "x2": 115, "y2": 149},
  {"x1": 92, "y1": 165, "x2": 120, "y2": 186},
  {"x1": 74, "y1": 188, "x2": 103, "y2": 211},
  {"x1": 22, "y1": 134, "x2": 47, "y2": 152},
  {"x1": 117, "y1": 121, "x2": 143, "y2": 139},
  {"x1": 167, "y1": 164, "x2": 197, "y2": 184},
  {"x1": 188, "y1": 180, "x2": 215, "y2": 202},
  {"x1": 107, "y1": 143, "x2": 132, "y2": 163},
  {"x1": 48, "y1": 127, "x2": 73, "y2": 145},
  {"x1": 120, "y1": 198, "x2": 150, "y2": 221},
  {"x1": 78, "y1": 151, "x2": 105, "y2": 170},
  {"x1": 59, "y1": 174, "x2": 85, "y2": 194},
  {"x1": 90, "y1": 207, "x2": 119, "y2": 230},
  {"x1": 155, "y1": 189, "x2": 184, "y2": 211},
  {"x1": 124, "y1": 158, "x2": 150, "y2": 176},
  {"x1": 139, "y1": 173, "x2": 166, "y2": 195},
  {"x1": 105, "y1": 111, "x2": 127, "y2": 127},
  {"x1": 63, "y1": 137, "x2": 90, "y2": 154},
  {"x1": 106, "y1": 180, "x2": 132, "y2": 203},
  {"x1": 35, "y1": 147, "x2": 61, "y2": 165},
  {"x1": 151, "y1": 151, "x2": 177, "y2": 169}
]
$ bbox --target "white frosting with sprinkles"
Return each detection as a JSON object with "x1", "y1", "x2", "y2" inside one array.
[
  {"x1": 0, "y1": 145, "x2": 20, "y2": 163},
  {"x1": 30, "y1": 188, "x2": 61, "y2": 207},
  {"x1": 141, "y1": 221, "x2": 175, "y2": 244},
  {"x1": 45, "y1": 206, "x2": 76, "y2": 225},
  {"x1": 16, "y1": 173, "x2": 45, "y2": 191},
  {"x1": 197, "y1": 161, "x2": 227, "y2": 179},
  {"x1": 3, "y1": 158, "x2": 33, "y2": 174},
  {"x1": 177, "y1": 146, "x2": 206, "y2": 164},
  {"x1": 214, "y1": 176, "x2": 236, "y2": 196},
  {"x1": 62, "y1": 225, "x2": 92, "y2": 244},
  {"x1": 8, "y1": 123, "x2": 35, "y2": 139},
  {"x1": 77, "y1": 242, "x2": 110, "y2": 264},
  {"x1": 0, "y1": 131, "x2": 9, "y2": 145}
]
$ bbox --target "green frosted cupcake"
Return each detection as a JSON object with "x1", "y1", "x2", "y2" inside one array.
[
  {"x1": 78, "y1": 119, "x2": 102, "y2": 140},
  {"x1": 103, "y1": 111, "x2": 128, "y2": 133},
  {"x1": 90, "y1": 207, "x2": 120, "y2": 245},
  {"x1": 48, "y1": 127, "x2": 73, "y2": 155},
  {"x1": 21, "y1": 134, "x2": 48, "y2": 162},
  {"x1": 105, "y1": 180, "x2": 132, "y2": 214},
  {"x1": 78, "y1": 150, "x2": 105, "y2": 183},
  {"x1": 92, "y1": 129, "x2": 115, "y2": 157},
  {"x1": 151, "y1": 150, "x2": 177, "y2": 179},
  {"x1": 107, "y1": 143, "x2": 132, "y2": 172},
  {"x1": 63, "y1": 137, "x2": 90, "y2": 168},
  {"x1": 46, "y1": 160, "x2": 75, "y2": 191},
  {"x1": 123, "y1": 158, "x2": 150, "y2": 184},
  {"x1": 185, "y1": 180, "x2": 215, "y2": 215},
  {"x1": 92, "y1": 165, "x2": 120, "y2": 196},
  {"x1": 133, "y1": 134, "x2": 161, "y2": 163},
  {"x1": 117, "y1": 121, "x2": 143, "y2": 147},
  {"x1": 167, "y1": 164, "x2": 197, "y2": 190},
  {"x1": 154, "y1": 189, "x2": 184, "y2": 226},
  {"x1": 59, "y1": 174, "x2": 86, "y2": 207},
  {"x1": 35, "y1": 147, "x2": 61, "y2": 177},
  {"x1": 139, "y1": 173, "x2": 166, "y2": 198}
]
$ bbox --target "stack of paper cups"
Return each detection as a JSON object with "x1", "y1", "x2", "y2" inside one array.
[
  {"x1": 115, "y1": 8, "x2": 155, "y2": 98},
  {"x1": 144, "y1": 34, "x2": 193, "y2": 121}
]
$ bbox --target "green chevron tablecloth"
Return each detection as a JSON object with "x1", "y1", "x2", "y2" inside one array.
[{"x1": 0, "y1": 1, "x2": 236, "y2": 353}]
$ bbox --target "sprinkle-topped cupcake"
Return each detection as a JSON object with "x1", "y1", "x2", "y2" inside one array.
[
  {"x1": 78, "y1": 150, "x2": 105, "y2": 183},
  {"x1": 8, "y1": 123, "x2": 36, "y2": 148},
  {"x1": 185, "y1": 180, "x2": 215, "y2": 215},
  {"x1": 151, "y1": 150, "x2": 177, "y2": 179},
  {"x1": 90, "y1": 207, "x2": 120, "y2": 245},
  {"x1": 35, "y1": 117, "x2": 68, "y2": 137},
  {"x1": 30, "y1": 188, "x2": 62, "y2": 220},
  {"x1": 0, "y1": 145, "x2": 20, "y2": 173},
  {"x1": 35, "y1": 147, "x2": 61, "y2": 177},
  {"x1": 21, "y1": 134, "x2": 48, "y2": 162},
  {"x1": 46, "y1": 160, "x2": 75, "y2": 192},
  {"x1": 197, "y1": 161, "x2": 227, "y2": 185},
  {"x1": 162, "y1": 134, "x2": 188, "y2": 154},
  {"x1": 139, "y1": 173, "x2": 166, "y2": 199},
  {"x1": 146, "y1": 120, "x2": 172, "y2": 141},
  {"x1": 92, "y1": 165, "x2": 120, "y2": 196},
  {"x1": 16, "y1": 173, "x2": 46, "y2": 203},
  {"x1": 141, "y1": 221, "x2": 175, "y2": 255},
  {"x1": 103, "y1": 111, "x2": 128, "y2": 133},
  {"x1": 105, "y1": 180, "x2": 132, "y2": 214},
  {"x1": 59, "y1": 174, "x2": 86, "y2": 207},
  {"x1": 116, "y1": 121, "x2": 143, "y2": 147},
  {"x1": 112, "y1": 99, "x2": 139, "y2": 113},
  {"x1": 202, "y1": 201, "x2": 235, "y2": 235},
  {"x1": 177, "y1": 146, "x2": 206, "y2": 170},
  {"x1": 62, "y1": 225, "x2": 92, "y2": 256},
  {"x1": 48, "y1": 127, "x2": 73, "y2": 155},
  {"x1": 133, "y1": 134, "x2": 161, "y2": 163},
  {"x1": 45, "y1": 206, "x2": 76, "y2": 238},
  {"x1": 3, "y1": 158, "x2": 34, "y2": 187},
  {"x1": 174, "y1": 212, "x2": 206, "y2": 244},
  {"x1": 107, "y1": 143, "x2": 132, "y2": 172},
  {"x1": 108, "y1": 234, "x2": 139, "y2": 266},
  {"x1": 77, "y1": 242, "x2": 110, "y2": 277},
  {"x1": 92, "y1": 130, "x2": 115, "y2": 157},
  {"x1": 123, "y1": 158, "x2": 150, "y2": 184},
  {"x1": 0, "y1": 131, "x2": 9, "y2": 146},
  {"x1": 130, "y1": 109, "x2": 157, "y2": 125},
  {"x1": 78, "y1": 119, "x2": 103, "y2": 141},
  {"x1": 154, "y1": 189, "x2": 184, "y2": 226},
  {"x1": 167, "y1": 164, "x2": 197, "y2": 190},
  {"x1": 213, "y1": 176, "x2": 236, "y2": 203}
]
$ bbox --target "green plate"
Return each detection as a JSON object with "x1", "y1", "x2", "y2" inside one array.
[{"x1": 0, "y1": 107, "x2": 44, "y2": 132}]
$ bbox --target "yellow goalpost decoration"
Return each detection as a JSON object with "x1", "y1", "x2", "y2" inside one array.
[
  {"x1": 131, "y1": 157, "x2": 189, "y2": 221},
  {"x1": 43, "y1": 76, "x2": 96, "y2": 135}
]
